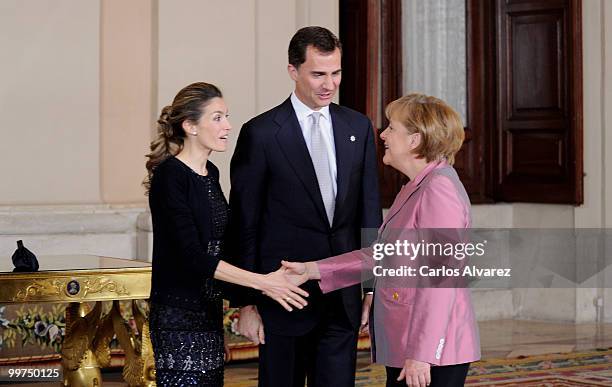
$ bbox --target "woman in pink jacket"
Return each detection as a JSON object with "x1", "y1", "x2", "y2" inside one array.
[{"x1": 284, "y1": 93, "x2": 480, "y2": 387}]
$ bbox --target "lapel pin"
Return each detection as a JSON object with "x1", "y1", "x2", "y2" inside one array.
[{"x1": 350, "y1": 135, "x2": 356, "y2": 142}]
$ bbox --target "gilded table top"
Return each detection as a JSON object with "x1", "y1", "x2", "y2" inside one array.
[{"x1": 0, "y1": 255, "x2": 151, "y2": 304}]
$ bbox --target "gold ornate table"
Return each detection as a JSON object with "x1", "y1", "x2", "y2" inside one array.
[{"x1": 0, "y1": 255, "x2": 155, "y2": 386}]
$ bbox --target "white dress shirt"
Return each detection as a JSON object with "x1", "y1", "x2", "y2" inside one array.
[{"x1": 290, "y1": 92, "x2": 338, "y2": 199}]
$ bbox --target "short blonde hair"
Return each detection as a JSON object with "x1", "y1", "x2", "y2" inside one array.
[{"x1": 385, "y1": 93, "x2": 465, "y2": 165}]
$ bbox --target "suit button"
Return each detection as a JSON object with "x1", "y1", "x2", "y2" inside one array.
[
  {"x1": 393, "y1": 292, "x2": 399, "y2": 301},
  {"x1": 330, "y1": 233, "x2": 336, "y2": 237}
]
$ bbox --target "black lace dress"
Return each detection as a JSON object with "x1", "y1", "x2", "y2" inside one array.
[{"x1": 149, "y1": 160, "x2": 229, "y2": 386}]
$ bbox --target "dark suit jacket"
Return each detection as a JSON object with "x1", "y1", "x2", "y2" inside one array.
[{"x1": 228, "y1": 97, "x2": 382, "y2": 335}]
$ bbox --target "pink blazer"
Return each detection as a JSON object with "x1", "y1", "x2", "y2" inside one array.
[{"x1": 317, "y1": 160, "x2": 481, "y2": 367}]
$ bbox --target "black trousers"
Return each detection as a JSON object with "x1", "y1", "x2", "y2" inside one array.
[
  {"x1": 385, "y1": 363, "x2": 470, "y2": 387},
  {"x1": 257, "y1": 295, "x2": 359, "y2": 387}
]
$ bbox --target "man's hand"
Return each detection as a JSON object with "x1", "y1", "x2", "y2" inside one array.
[
  {"x1": 237, "y1": 305, "x2": 265, "y2": 345},
  {"x1": 360, "y1": 294, "x2": 373, "y2": 333},
  {"x1": 397, "y1": 358, "x2": 431, "y2": 387}
]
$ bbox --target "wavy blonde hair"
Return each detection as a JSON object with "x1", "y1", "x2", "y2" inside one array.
[{"x1": 385, "y1": 93, "x2": 465, "y2": 165}]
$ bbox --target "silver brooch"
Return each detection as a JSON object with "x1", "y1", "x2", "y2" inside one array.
[{"x1": 350, "y1": 135, "x2": 356, "y2": 142}]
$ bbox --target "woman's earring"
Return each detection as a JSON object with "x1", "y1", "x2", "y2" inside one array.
[{"x1": 191, "y1": 131, "x2": 197, "y2": 136}]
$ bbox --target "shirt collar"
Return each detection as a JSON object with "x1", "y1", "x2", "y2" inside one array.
[{"x1": 290, "y1": 92, "x2": 331, "y2": 123}]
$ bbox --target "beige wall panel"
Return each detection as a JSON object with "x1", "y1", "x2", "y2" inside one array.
[
  {"x1": 157, "y1": 0, "x2": 256, "y2": 193},
  {"x1": 604, "y1": 1, "x2": 612, "y2": 228},
  {"x1": 575, "y1": 0, "x2": 604, "y2": 228},
  {"x1": 512, "y1": 204, "x2": 574, "y2": 228},
  {"x1": 295, "y1": 0, "x2": 311, "y2": 29},
  {"x1": 295, "y1": 0, "x2": 339, "y2": 34},
  {"x1": 310, "y1": 0, "x2": 339, "y2": 34},
  {"x1": 100, "y1": 0, "x2": 154, "y2": 204},
  {"x1": 0, "y1": 0, "x2": 101, "y2": 204},
  {"x1": 256, "y1": 0, "x2": 297, "y2": 113}
]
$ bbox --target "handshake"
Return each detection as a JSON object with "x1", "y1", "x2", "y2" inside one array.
[
  {"x1": 238, "y1": 260, "x2": 372, "y2": 345},
  {"x1": 237, "y1": 260, "x2": 322, "y2": 345},
  {"x1": 257, "y1": 260, "x2": 321, "y2": 312}
]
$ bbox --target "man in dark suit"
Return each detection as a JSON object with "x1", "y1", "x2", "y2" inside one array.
[{"x1": 228, "y1": 26, "x2": 382, "y2": 387}]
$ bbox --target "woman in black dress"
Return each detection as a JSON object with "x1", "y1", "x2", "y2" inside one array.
[{"x1": 144, "y1": 82, "x2": 308, "y2": 386}]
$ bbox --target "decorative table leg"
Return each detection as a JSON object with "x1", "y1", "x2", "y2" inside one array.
[
  {"x1": 61, "y1": 300, "x2": 156, "y2": 386},
  {"x1": 140, "y1": 319, "x2": 157, "y2": 386},
  {"x1": 61, "y1": 302, "x2": 103, "y2": 386},
  {"x1": 132, "y1": 300, "x2": 156, "y2": 386},
  {"x1": 109, "y1": 300, "x2": 156, "y2": 386}
]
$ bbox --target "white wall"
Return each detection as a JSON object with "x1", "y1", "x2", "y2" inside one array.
[{"x1": 0, "y1": 0, "x2": 101, "y2": 204}]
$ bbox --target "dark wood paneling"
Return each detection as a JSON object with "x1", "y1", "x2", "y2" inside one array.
[
  {"x1": 507, "y1": 130, "x2": 565, "y2": 177},
  {"x1": 495, "y1": 0, "x2": 583, "y2": 203},
  {"x1": 365, "y1": 0, "x2": 380, "y2": 127},
  {"x1": 339, "y1": 0, "x2": 368, "y2": 114},
  {"x1": 504, "y1": 0, "x2": 567, "y2": 11},
  {"x1": 458, "y1": 0, "x2": 496, "y2": 203},
  {"x1": 339, "y1": 0, "x2": 403, "y2": 208},
  {"x1": 570, "y1": 0, "x2": 584, "y2": 204},
  {"x1": 378, "y1": 0, "x2": 406, "y2": 207},
  {"x1": 509, "y1": 11, "x2": 565, "y2": 118}
]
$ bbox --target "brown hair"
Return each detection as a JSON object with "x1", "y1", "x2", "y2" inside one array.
[
  {"x1": 143, "y1": 82, "x2": 222, "y2": 193},
  {"x1": 385, "y1": 93, "x2": 465, "y2": 165},
  {"x1": 288, "y1": 26, "x2": 342, "y2": 68}
]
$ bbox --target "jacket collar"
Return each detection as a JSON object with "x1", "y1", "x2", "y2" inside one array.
[{"x1": 381, "y1": 159, "x2": 448, "y2": 230}]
